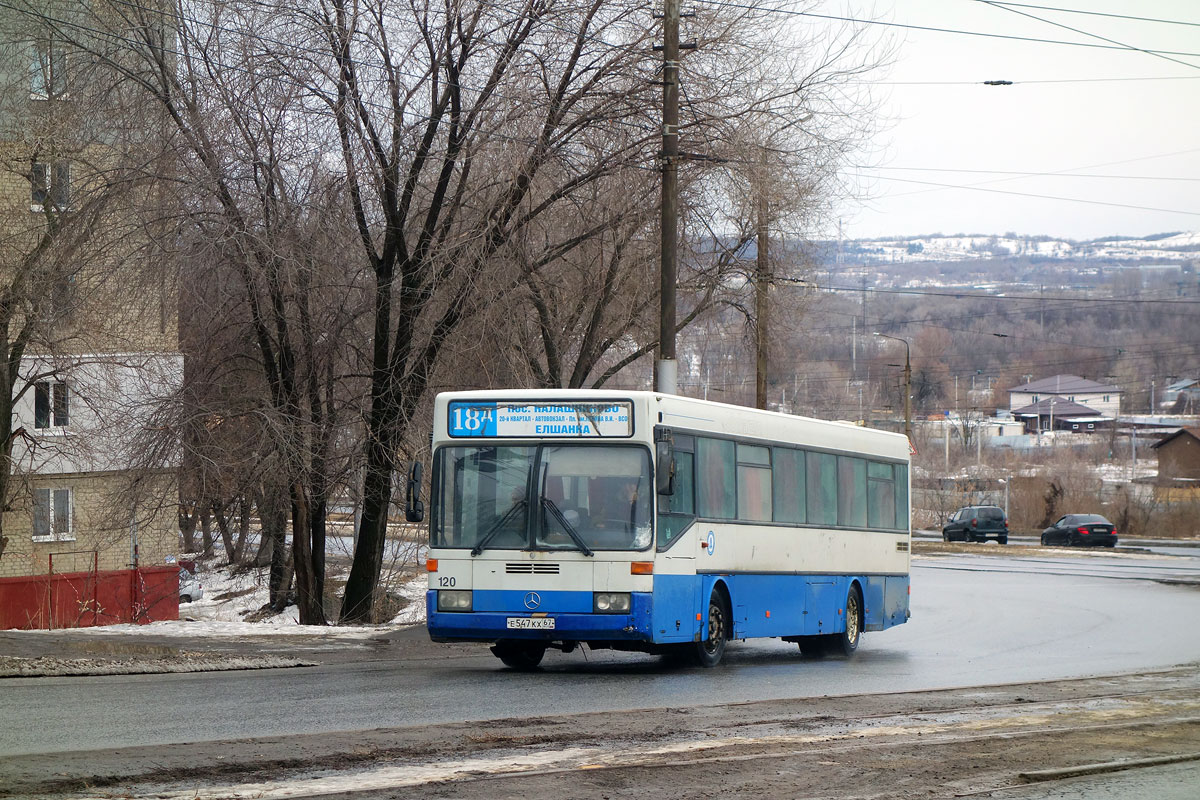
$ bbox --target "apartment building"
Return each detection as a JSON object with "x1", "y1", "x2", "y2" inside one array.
[{"x1": 0, "y1": 2, "x2": 181, "y2": 581}]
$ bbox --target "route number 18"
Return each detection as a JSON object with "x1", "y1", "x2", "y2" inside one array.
[{"x1": 451, "y1": 405, "x2": 494, "y2": 435}]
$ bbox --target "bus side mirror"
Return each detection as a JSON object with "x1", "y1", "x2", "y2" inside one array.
[
  {"x1": 405, "y1": 461, "x2": 425, "y2": 523},
  {"x1": 656, "y1": 441, "x2": 675, "y2": 496}
]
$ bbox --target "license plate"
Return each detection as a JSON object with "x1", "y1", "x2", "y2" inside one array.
[{"x1": 506, "y1": 617, "x2": 555, "y2": 630}]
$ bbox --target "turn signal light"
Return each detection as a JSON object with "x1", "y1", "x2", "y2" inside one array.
[
  {"x1": 426, "y1": 558, "x2": 438, "y2": 572},
  {"x1": 631, "y1": 561, "x2": 654, "y2": 575}
]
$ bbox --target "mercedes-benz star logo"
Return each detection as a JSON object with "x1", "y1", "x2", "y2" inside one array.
[{"x1": 523, "y1": 592, "x2": 541, "y2": 610}]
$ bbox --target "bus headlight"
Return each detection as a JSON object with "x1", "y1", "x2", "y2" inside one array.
[
  {"x1": 593, "y1": 592, "x2": 631, "y2": 614},
  {"x1": 437, "y1": 590, "x2": 473, "y2": 612}
]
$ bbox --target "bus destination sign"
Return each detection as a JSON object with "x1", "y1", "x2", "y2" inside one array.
[{"x1": 448, "y1": 401, "x2": 633, "y2": 438}]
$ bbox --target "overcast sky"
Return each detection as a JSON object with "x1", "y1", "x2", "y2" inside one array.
[{"x1": 822, "y1": 0, "x2": 1200, "y2": 240}]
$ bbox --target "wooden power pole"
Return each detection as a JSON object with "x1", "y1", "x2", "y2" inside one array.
[
  {"x1": 755, "y1": 156, "x2": 768, "y2": 410},
  {"x1": 657, "y1": 0, "x2": 680, "y2": 394}
]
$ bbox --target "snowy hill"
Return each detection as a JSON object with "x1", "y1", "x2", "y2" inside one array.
[{"x1": 836, "y1": 231, "x2": 1199, "y2": 265}]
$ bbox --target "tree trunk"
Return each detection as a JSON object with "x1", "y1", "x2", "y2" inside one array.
[
  {"x1": 234, "y1": 496, "x2": 250, "y2": 563},
  {"x1": 259, "y1": 485, "x2": 291, "y2": 609},
  {"x1": 213, "y1": 502, "x2": 236, "y2": 563},
  {"x1": 290, "y1": 484, "x2": 326, "y2": 625},
  {"x1": 178, "y1": 504, "x2": 197, "y2": 553},
  {"x1": 340, "y1": 434, "x2": 395, "y2": 623},
  {"x1": 200, "y1": 506, "x2": 214, "y2": 556}
]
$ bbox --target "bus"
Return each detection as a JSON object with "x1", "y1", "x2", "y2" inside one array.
[{"x1": 421, "y1": 389, "x2": 911, "y2": 668}]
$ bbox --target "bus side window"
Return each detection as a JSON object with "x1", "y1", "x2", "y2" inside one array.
[
  {"x1": 838, "y1": 456, "x2": 868, "y2": 528},
  {"x1": 867, "y1": 461, "x2": 896, "y2": 529},
  {"x1": 696, "y1": 437, "x2": 736, "y2": 519},
  {"x1": 772, "y1": 447, "x2": 804, "y2": 524},
  {"x1": 806, "y1": 451, "x2": 837, "y2": 526},
  {"x1": 669, "y1": 451, "x2": 695, "y2": 515},
  {"x1": 736, "y1": 444, "x2": 772, "y2": 522}
]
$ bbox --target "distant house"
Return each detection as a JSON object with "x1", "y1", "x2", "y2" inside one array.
[
  {"x1": 1151, "y1": 427, "x2": 1200, "y2": 482},
  {"x1": 1163, "y1": 378, "x2": 1200, "y2": 412},
  {"x1": 1009, "y1": 397, "x2": 1108, "y2": 434},
  {"x1": 1009, "y1": 375, "x2": 1121, "y2": 419}
]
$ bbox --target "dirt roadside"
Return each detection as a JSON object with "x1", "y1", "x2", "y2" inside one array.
[{"x1": 3, "y1": 665, "x2": 1199, "y2": 799}]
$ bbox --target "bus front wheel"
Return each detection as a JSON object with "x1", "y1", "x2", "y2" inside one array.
[
  {"x1": 693, "y1": 593, "x2": 728, "y2": 667},
  {"x1": 491, "y1": 640, "x2": 547, "y2": 670}
]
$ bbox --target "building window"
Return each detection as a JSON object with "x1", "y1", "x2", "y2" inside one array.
[
  {"x1": 1103, "y1": 395, "x2": 1110, "y2": 402},
  {"x1": 32, "y1": 487, "x2": 73, "y2": 541},
  {"x1": 30, "y1": 39, "x2": 68, "y2": 99},
  {"x1": 32, "y1": 161, "x2": 71, "y2": 211},
  {"x1": 1032, "y1": 395, "x2": 1039, "y2": 403},
  {"x1": 31, "y1": 161, "x2": 70, "y2": 211},
  {"x1": 34, "y1": 381, "x2": 69, "y2": 428}
]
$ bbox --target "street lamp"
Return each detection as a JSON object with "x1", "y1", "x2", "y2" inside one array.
[{"x1": 874, "y1": 332, "x2": 912, "y2": 444}]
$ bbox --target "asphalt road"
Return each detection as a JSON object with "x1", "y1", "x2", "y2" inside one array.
[{"x1": 2, "y1": 550, "x2": 1199, "y2": 758}]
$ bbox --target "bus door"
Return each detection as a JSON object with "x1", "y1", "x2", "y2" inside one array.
[{"x1": 651, "y1": 434, "x2": 700, "y2": 643}]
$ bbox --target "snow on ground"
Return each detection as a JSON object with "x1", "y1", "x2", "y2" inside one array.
[
  {"x1": 21, "y1": 550, "x2": 430, "y2": 641},
  {"x1": 2, "y1": 556, "x2": 431, "y2": 676}
]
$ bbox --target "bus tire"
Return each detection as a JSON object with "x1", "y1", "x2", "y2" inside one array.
[
  {"x1": 831, "y1": 585, "x2": 863, "y2": 657},
  {"x1": 491, "y1": 641, "x2": 546, "y2": 670},
  {"x1": 693, "y1": 592, "x2": 728, "y2": 667}
]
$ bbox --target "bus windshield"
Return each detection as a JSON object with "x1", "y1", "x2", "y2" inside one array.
[{"x1": 432, "y1": 444, "x2": 652, "y2": 553}]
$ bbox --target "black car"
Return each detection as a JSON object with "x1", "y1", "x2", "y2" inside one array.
[
  {"x1": 942, "y1": 505, "x2": 1008, "y2": 544},
  {"x1": 1040, "y1": 514, "x2": 1118, "y2": 548}
]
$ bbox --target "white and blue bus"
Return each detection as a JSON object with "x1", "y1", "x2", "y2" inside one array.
[{"x1": 423, "y1": 390, "x2": 911, "y2": 668}]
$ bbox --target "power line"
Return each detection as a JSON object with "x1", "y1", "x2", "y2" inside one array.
[
  {"x1": 974, "y1": 0, "x2": 1200, "y2": 72},
  {"x1": 693, "y1": 0, "x2": 1200, "y2": 57},
  {"x1": 862, "y1": 166, "x2": 1200, "y2": 183},
  {"x1": 981, "y1": 2, "x2": 1200, "y2": 30},
  {"x1": 879, "y1": 75, "x2": 1200, "y2": 85},
  {"x1": 788, "y1": 279, "x2": 1200, "y2": 306},
  {"x1": 857, "y1": 174, "x2": 1200, "y2": 218}
]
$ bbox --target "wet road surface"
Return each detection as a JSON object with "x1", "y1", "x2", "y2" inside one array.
[{"x1": 2, "y1": 549, "x2": 1199, "y2": 757}]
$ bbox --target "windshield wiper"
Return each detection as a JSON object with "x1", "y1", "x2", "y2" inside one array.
[
  {"x1": 470, "y1": 499, "x2": 527, "y2": 557},
  {"x1": 541, "y1": 497, "x2": 594, "y2": 557}
]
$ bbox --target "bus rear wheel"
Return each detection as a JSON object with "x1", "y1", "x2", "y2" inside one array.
[
  {"x1": 828, "y1": 585, "x2": 863, "y2": 657},
  {"x1": 491, "y1": 640, "x2": 547, "y2": 670},
  {"x1": 693, "y1": 593, "x2": 728, "y2": 667}
]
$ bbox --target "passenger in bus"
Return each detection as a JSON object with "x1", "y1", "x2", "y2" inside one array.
[{"x1": 590, "y1": 478, "x2": 651, "y2": 549}]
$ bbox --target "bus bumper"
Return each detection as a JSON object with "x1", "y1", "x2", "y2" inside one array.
[{"x1": 426, "y1": 590, "x2": 654, "y2": 643}]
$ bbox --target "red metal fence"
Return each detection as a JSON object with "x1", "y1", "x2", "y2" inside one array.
[{"x1": 0, "y1": 563, "x2": 179, "y2": 630}]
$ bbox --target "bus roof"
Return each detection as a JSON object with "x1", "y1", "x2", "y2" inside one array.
[{"x1": 434, "y1": 390, "x2": 910, "y2": 460}]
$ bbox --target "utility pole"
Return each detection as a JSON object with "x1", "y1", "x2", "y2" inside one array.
[
  {"x1": 656, "y1": 0, "x2": 680, "y2": 394},
  {"x1": 860, "y1": 275, "x2": 868, "y2": 343},
  {"x1": 874, "y1": 332, "x2": 912, "y2": 444},
  {"x1": 851, "y1": 317, "x2": 857, "y2": 379},
  {"x1": 755, "y1": 151, "x2": 768, "y2": 409},
  {"x1": 904, "y1": 350, "x2": 912, "y2": 444}
]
